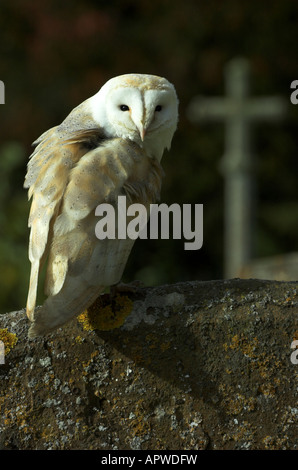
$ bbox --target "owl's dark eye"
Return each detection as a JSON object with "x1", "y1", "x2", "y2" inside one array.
[
  {"x1": 119, "y1": 104, "x2": 129, "y2": 111},
  {"x1": 155, "y1": 105, "x2": 162, "y2": 112}
]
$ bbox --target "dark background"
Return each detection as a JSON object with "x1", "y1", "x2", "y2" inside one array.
[{"x1": 1, "y1": 0, "x2": 298, "y2": 314}]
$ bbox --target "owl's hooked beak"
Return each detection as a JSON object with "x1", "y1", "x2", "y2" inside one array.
[
  {"x1": 138, "y1": 125, "x2": 146, "y2": 142},
  {"x1": 132, "y1": 113, "x2": 146, "y2": 142}
]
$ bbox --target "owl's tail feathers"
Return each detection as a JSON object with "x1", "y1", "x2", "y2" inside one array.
[
  {"x1": 26, "y1": 260, "x2": 40, "y2": 322},
  {"x1": 27, "y1": 277, "x2": 105, "y2": 339}
]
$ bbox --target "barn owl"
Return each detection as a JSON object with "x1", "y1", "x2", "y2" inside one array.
[{"x1": 24, "y1": 73, "x2": 179, "y2": 338}]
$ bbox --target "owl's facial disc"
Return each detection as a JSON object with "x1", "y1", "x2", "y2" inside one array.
[
  {"x1": 106, "y1": 87, "x2": 172, "y2": 145},
  {"x1": 105, "y1": 87, "x2": 143, "y2": 141},
  {"x1": 91, "y1": 74, "x2": 178, "y2": 159}
]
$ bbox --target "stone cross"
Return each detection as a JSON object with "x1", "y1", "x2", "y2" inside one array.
[{"x1": 187, "y1": 58, "x2": 287, "y2": 278}]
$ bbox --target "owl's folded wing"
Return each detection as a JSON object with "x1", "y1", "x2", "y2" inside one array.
[
  {"x1": 24, "y1": 123, "x2": 104, "y2": 320},
  {"x1": 27, "y1": 137, "x2": 160, "y2": 338}
]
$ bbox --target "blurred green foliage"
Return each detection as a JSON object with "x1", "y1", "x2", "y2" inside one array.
[
  {"x1": 0, "y1": 0, "x2": 298, "y2": 314},
  {"x1": 0, "y1": 142, "x2": 30, "y2": 311}
]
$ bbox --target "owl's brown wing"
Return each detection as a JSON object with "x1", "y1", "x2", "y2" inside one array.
[
  {"x1": 26, "y1": 135, "x2": 163, "y2": 338},
  {"x1": 24, "y1": 121, "x2": 105, "y2": 321}
]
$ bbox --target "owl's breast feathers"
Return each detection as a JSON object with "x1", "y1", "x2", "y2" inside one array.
[{"x1": 24, "y1": 108, "x2": 163, "y2": 336}]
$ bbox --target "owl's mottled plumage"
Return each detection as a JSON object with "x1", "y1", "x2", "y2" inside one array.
[{"x1": 24, "y1": 74, "x2": 178, "y2": 338}]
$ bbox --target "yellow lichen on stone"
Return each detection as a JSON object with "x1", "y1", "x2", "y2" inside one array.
[
  {"x1": 75, "y1": 335, "x2": 84, "y2": 344},
  {"x1": 160, "y1": 341, "x2": 171, "y2": 352},
  {"x1": 219, "y1": 384, "x2": 256, "y2": 415},
  {"x1": 222, "y1": 332, "x2": 284, "y2": 401},
  {"x1": 259, "y1": 383, "x2": 276, "y2": 398},
  {"x1": 128, "y1": 399, "x2": 151, "y2": 438},
  {"x1": 262, "y1": 435, "x2": 288, "y2": 450},
  {"x1": 0, "y1": 328, "x2": 18, "y2": 355},
  {"x1": 223, "y1": 334, "x2": 258, "y2": 359},
  {"x1": 77, "y1": 294, "x2": 133, "y2": 331}
]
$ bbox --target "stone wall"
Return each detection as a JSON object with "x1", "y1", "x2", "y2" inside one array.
[{"x1": 0, "y1": 278, "x2": 297, "y2": 450}]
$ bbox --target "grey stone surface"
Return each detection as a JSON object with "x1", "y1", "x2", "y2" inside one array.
[{"x1": 0, "y1": 278, "x2": 297, "y2": 450}]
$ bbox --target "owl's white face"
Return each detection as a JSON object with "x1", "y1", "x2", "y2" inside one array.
[{"x1": 90, "y1": 74, "x2": 179, "y2": 160}]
